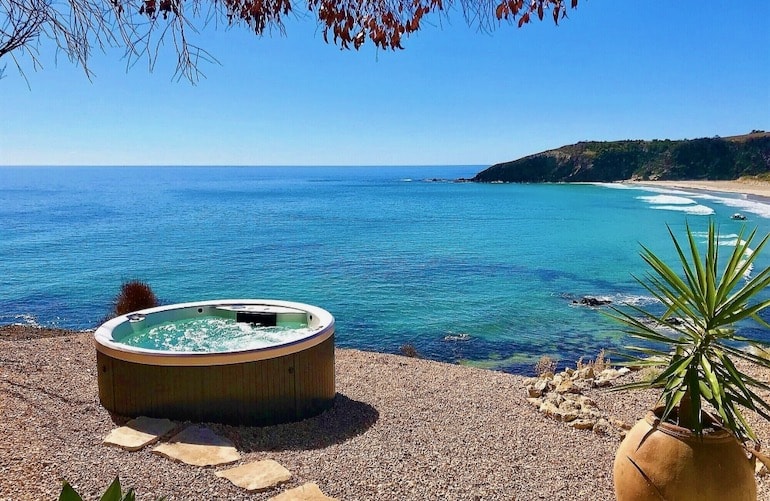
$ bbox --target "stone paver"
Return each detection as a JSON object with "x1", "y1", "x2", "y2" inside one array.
[
  {"x1": 215, "y1": 459, "x2": 292, "y2": 492},
  {"x1": 103, "y1": 417, "x2": 176, "y2": 452},
  {"x1": 152, "y1": 425, "x2": 241, "y2": 466},
  {"x1": 269, "y1": 482, "x2": 337, "y2": 500},
  {"x1": 106, "y1": 421, "x2": 334, "y2": 496}
]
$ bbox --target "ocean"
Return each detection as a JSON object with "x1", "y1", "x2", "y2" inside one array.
[{"x1": 3, "y1": 166, "x2": 770, "y2": 373}]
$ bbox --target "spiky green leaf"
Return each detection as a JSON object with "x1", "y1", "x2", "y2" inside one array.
[
  {"x1": 609, "y1": 221, "x2": 770, "y2": 438},
  {"x1": 59, "y1": 482, "x2": 84, "y2": 501},
  {"x1": 99, "y1": 478, "x2": 123, "y2": 501}
]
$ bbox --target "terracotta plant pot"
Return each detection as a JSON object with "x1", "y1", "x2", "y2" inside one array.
[{"x1": 614, "y1": 408, "x2": 756, "y2": 501}]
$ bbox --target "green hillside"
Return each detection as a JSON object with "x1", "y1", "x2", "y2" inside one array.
[{"x1": 473, "y1": 132, "x2": 770, "y2": 183}]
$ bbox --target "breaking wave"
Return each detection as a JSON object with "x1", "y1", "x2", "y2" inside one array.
[
  {"x1": 650, "y1": 204, "x2": 715, "y2": 215},
  {"x1": 636, "y1": 195, "x2": 697, "y2": 205},
  {"x1": 631, "y1": 190, "x2": 715, "y2": 215},
  {"x1": 612, "y1": 294, "x2": 660, "y2": 307},
  {"x1": 0, "y1": 313, "x2": 45, "y2": 328},
  {"x1": 695, "y1": 194, "x2": 770, "y2": 219},
  {"x1": 591, "y1": 182, "x2": 633, "y2": 190}
]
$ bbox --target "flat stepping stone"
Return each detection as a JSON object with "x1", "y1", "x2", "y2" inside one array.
[
  {"x1": 103, "y1": 417, "x2": 176, "y2": 452},
  {"x1": 269, "y1": 483, "x2": 337, "y2": 500},
  {"x1": 215, "y1": 459, "x2": 291, "y2": 491},
  {"x1": 152, "y1": 425, "x2": 240, "y2": 466}
]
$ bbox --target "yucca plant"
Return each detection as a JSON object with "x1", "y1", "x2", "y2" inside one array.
[{"x1": 609, "y1": 221, "x2": 770, "y2": 443}]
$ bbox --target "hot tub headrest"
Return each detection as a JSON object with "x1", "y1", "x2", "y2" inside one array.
[{"x1": 236, "y1": 311, "x2": 277, "y2": 326}]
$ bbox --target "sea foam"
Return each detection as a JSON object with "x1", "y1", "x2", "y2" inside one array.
[
  {"x1": 633, "y1": 188, "x2": 715, "y2": 215},
  {"x1": 630, "y1": 185, "x2": 698, "y2": 196},
  {"x1": 650, "y1": 204, "x2": 715, "y2": 215},
  {"x1": 591, "y1": 182, "x2": 633, "y2": 190},
  {"x1": 612, "y1": 294, "x2": 659, "y2": 307},
  {"x1": 636, "y1": 195, "x2": 697, "y2": 205},
  {"x1": 695, "y1": 194, "x2": 770, "y2": 219}
]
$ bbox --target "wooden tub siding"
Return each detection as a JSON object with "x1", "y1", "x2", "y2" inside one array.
[
  {"x1": 295, "y1": 332, "x2": 335, "y2": 417},
  {"x1": 97, "y1": 334, "x2": 335, "y2": 425}
]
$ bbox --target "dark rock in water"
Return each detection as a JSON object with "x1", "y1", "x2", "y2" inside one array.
[
  {"x1": 638, "y1": 316, "x2": 685, "y2": 329},
  {"x1": 573, "y1": 297, "x2": 612, "y2": 307}
]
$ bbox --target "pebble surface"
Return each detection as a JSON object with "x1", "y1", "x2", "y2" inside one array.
[{"x1": 2, "y1": 325, "x2": 770, "y2": 500}]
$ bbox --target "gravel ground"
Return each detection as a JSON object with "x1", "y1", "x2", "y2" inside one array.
[{"x1": 2, "y1": 326, "x2": 770, "y2": 500}]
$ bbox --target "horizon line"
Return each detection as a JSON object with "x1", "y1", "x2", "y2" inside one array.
[{"x1": 0, "y1": 164, "x2": 489, "y2": 168}]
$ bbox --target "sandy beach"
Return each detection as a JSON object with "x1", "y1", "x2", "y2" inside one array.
[
  {"x1": 626, "y1": 179, "x2": 770, "y2": 199},
  {"x1": 2, "y1": 326, "x2": 770, "y2": 500}
]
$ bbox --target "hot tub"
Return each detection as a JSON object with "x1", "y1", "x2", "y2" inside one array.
[{"x1": 94, "y1": 299, "x2": 335, "y2": 426}]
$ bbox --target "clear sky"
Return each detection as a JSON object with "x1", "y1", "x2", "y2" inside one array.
[{"x1": 1, "y1": 1, "x2": 768, "y2": 166}]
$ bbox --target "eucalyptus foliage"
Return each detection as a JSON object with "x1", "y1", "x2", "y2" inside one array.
[{"x1": 609, "y1": 222, "x2": 770, "y2": 443}]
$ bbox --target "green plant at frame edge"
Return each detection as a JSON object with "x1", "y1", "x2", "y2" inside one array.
[
  {"x1": 59, "y1": 477, "x2": 134, "y2": 501},
  {"x1": 608, "y1": 221, "x2": 770, "y2": 443},
  {"x1": 59, "y1": 476, "x2": 166, "y2": 501}
]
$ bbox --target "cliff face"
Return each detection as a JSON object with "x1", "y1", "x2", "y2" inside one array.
[{"x1": 473, "y1": 132, "x2": 770, "y2": 183}]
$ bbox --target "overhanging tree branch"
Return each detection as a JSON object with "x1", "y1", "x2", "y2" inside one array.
[{"x1": 0, "y1": 0, "x2": 579, "y2": 81}]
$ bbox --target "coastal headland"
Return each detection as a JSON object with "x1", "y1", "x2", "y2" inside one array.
[{"x1": 473, "y1": 131, "x2": 770, "y2": 184}]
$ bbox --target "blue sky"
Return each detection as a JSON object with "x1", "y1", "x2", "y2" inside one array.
[{"x1": 1, "y1": 1, "x2": 768, "y2": 166}]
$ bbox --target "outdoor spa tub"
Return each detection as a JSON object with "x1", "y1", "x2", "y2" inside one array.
[{"x1": 93, "y1": 299, "x2": 335, "y2": 426}]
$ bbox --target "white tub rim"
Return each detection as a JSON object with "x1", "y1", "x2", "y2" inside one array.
[{"x1": 93, "y1": 299, "x2": 335, "y2": 366}]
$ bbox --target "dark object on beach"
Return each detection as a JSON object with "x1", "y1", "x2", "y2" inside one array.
[
  {"x1": 573, "y1": 296, "x2": 612, "y2": 307},
  {"x1": 114, "y1": 280, "x2": 159, "y2": 316},
  {"x1": 400, "y1": 343, "x2": 421, "y2": 358}
]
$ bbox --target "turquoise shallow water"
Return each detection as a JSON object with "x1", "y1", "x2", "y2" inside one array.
[{"x1": 3, "y1": 166, "x2": 770, "y2": 373}]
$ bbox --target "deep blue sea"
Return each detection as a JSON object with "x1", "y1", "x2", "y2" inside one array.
[{"x1": 4, "y1": 166, "x2": 770, "y2": 373}]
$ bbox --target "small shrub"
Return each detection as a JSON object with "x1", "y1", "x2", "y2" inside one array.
[
  {"x1": 400, "y1": 343, "x2": 420, "y2": 358},
  {"x1": 576, "y1": 348, "x2": 610, "y2": 373},
  {"x1": 592, "y1": 348, "x2": 610, "y2": 372},
  {"x1": 114, "y1": 280, "x2": 158, "y2": 316},
  {"x1": 639, "y1": 366, "x2": 663, "y2": 383},
  {"x1": 534, "y1": 355, "x2": 557, "y2": 376}
]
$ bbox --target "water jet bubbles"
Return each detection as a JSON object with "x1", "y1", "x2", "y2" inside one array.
[{"x1": 121, "y1": 315, "x2": 312, "y2": 352}]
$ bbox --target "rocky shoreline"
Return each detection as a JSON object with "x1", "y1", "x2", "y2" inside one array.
[{"x1": 2, "y1": 325, "x2": 770, "y2": 500}]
